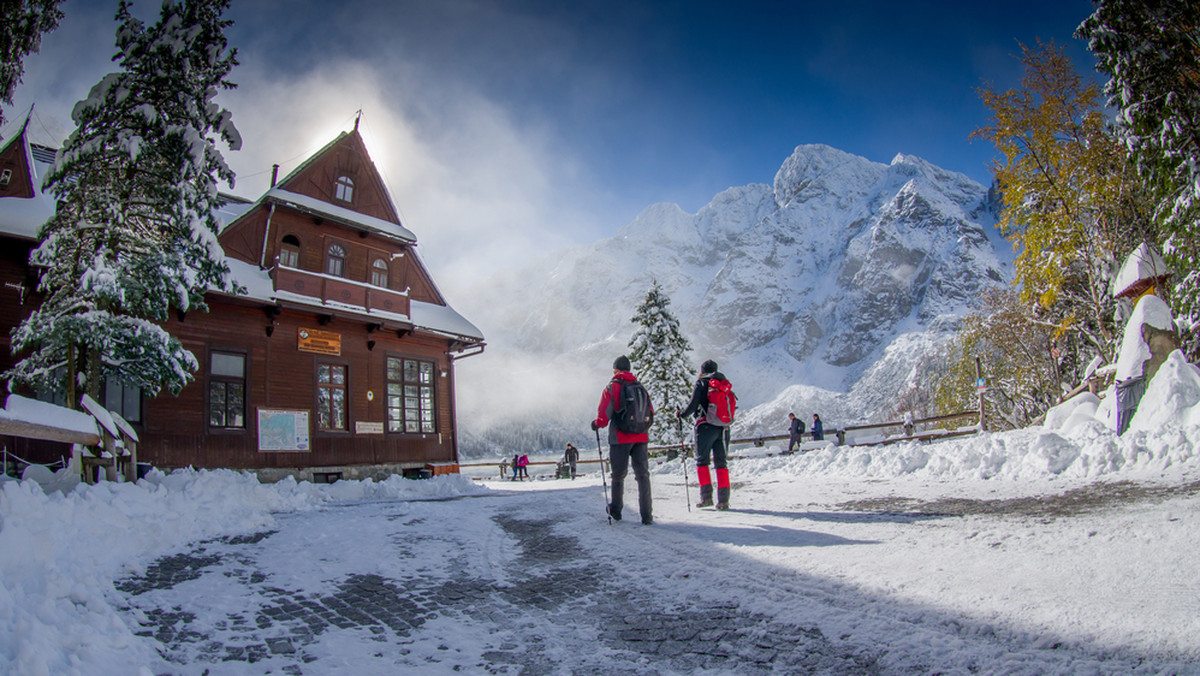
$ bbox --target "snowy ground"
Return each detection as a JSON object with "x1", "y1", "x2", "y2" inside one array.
[{"x1": 3, "y1": 358, "x2": 1200, "y2": 675}]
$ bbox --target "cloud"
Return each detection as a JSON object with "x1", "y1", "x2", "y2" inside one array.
[{"x1": 223, "y1": 55, "x2": 611, "y2": 302}]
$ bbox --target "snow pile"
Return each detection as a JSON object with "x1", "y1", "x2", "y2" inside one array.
[
  {"x1": 657, "y1": 350, "x2": 1200, "y2": 488},
  {"x1": 3, "y1": 354, "x2": 1199, "y2": 674},
  {"x1": 1115, "y1": 294, "x2": 1177, "y2": 381},
  {"x1": 0, "y1": 470, "x2": 488, "y2": 676}
]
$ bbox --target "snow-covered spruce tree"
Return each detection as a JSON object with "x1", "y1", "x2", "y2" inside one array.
[
  {"x1": 6, "y1": 0, "x2": 242, "y2": 403},
  {"x1": 0, "y1": 0, "x2": 64, "y2": 128},
  {"x1": 627, "y1": 280, "x2": 694, "y2": 446},
  {"x1": 1078, "y1": 0, "x2": 1200, "y2": 358}
]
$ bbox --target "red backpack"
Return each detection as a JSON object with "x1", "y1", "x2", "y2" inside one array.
[{"x1": 705, "y1": 378, "x2": 736, "y2": 427}]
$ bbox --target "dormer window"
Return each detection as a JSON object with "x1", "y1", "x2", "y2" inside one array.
[
  {"x1": 325, "y1": 243, "x2": 346, "y2": 277},
  {"x1": 335, "y1": 175, "x2": 354, "y2": 203},
  {"x1": 371, "y1": 259, "x2": 388, "y2": 287},
  {"x1": 279, "y1": 235, "x2": 300, "y2": 268}
]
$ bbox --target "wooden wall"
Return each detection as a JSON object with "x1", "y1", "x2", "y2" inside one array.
[{"x1": 143, "y1": 298, "x2": 460, "y2": 470}]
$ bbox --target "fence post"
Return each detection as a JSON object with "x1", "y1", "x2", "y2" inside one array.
[{"x1": 976, "y1": 357, "x2": 986, "y2": 433}]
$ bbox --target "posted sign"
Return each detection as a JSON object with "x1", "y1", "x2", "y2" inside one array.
[{"x1": 298, "y1": 328, "x2": 341, "y2": 356}]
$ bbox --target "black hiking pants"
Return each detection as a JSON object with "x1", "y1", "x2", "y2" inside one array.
[
  {"x1": 609, "y1": 442, "x2": 651, "y2": 521},
  {"x1": 695, "y1": 424, "x2": 729, "y2": 469}
]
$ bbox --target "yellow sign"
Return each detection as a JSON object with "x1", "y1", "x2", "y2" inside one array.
[{"x1": 298, "y1": 327, "x2": 342, "y2": 355}]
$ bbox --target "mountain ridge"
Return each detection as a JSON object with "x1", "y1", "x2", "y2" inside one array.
[{"x1": 454, "y1": 144, "x2": 1011, "y2": 454}]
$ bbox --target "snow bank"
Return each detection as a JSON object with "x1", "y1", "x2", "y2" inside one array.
[
  {"x1": 1115, "y1": 294, "x2": 1176, "y2": 381},
  {"x1": 0, "y1": 469, "x2": 488, "y2": 676},
  {"x1": 659, "y1": 350, "x2": 1200, "y2": 487}
]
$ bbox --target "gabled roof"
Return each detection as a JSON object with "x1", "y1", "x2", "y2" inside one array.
[
  {"x1": 275, "y1": 128, "x2": 404, "y2": 227},
  {"x1": 0, "y1": 122, "x2": 53, "y2": 240}
]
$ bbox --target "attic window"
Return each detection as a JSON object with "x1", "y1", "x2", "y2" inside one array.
[
  {"x1": 279, "y1": 235, "x2": 300, "y2": 268},
  {"x1": 325, "y1": 243, "x2": 346, "y2": 277},
  {"x1": 0, "y1": 169, "x2": 11, "y2": 186},
  {"x1": 335, "y1": 175, "x2": 354, "y2": 203}
]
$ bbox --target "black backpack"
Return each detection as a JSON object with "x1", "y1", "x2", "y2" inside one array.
[{"x1": 612, "y1": 378, "x2": 654, "y2": 434}]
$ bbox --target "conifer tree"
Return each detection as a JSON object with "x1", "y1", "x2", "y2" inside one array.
[
  {"x1": 0, "y1": 0, "x2": 64, "y2": 128},
  {"x1": 7, "y1": 0, "x2": 242, "y2": 403},
  {"x1": 627, "y1": 280, "x2": 694, "y2": 446},
  {"x1": 1079, "y1": 0, "x2": 1200, "y2": 357}
]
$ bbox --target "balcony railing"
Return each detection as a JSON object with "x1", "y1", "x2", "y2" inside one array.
[{"x1": 272, "y1": 265, "x2": 410, "y2": 317}]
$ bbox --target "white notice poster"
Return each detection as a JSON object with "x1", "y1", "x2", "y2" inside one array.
[{"x1": 257, "y1": 409, "x2": 310, "y2": 452}]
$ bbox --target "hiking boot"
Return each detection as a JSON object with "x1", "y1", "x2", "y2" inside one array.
[
  {"x1": 696, "y1": 498, "x2": 714, "y2": 508},
  {"x1": 641, "y1": 516, "x2": 653, "y2": 525},
  {"x1": 606, "y1": 504, "x2": 621, "y2": 521},
  {"x1": 716, "y1": 502, "x2": 730, "y2": 511}
]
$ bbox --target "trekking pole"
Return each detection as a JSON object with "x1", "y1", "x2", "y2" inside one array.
[
  {"x1": 595, "y1": 427, "x2": 611, "y2": 525},
  {"x1": 677, "y1": 415, "x2": 691, "y2": 512}
]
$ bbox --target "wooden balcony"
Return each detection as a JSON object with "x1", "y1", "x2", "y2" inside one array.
[{"x1": 272, "y1": 266, "x2": 410, "y2": 317}]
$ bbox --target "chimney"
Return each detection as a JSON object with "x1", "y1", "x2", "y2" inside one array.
[{"x1": 270, "y1": 164, "x2": 279, "y2": 187}]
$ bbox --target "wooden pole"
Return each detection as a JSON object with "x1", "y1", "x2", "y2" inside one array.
[{"x1": 976, "y1": 356, "x2": 986, "y2": 433}]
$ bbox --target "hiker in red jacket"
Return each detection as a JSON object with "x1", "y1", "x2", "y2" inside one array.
[
  {"x1": 677, "y1": 359, "x2": 735, "y2": 510},
  {"x1": 592, "y1": 355, "x2": 654, "y2": 525}
]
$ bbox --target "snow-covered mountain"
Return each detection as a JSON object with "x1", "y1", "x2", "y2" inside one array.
[{"x1": 454, "y1": 144, "x2": 1011, "y2": 453}]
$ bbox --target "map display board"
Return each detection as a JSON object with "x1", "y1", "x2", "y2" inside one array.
[{"x1": 257, "y1": 408, "x2": 310, "y2": 452}]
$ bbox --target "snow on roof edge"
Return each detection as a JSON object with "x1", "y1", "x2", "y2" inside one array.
[
  {"x1": 223, "y1": 259, "x2": 483, "y2": 343},
  {"x1": 265, "y1": 188, "x2": 417, "y2": 244}
]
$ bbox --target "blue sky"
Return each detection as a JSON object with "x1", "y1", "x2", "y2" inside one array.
[{"x1": 2, "y1": 0, "x2": 1098, "y2": 291}]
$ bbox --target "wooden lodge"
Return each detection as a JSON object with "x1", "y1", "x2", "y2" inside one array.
[{"x1": 0, "y1": 120, "x2": 484, "y2": 481}]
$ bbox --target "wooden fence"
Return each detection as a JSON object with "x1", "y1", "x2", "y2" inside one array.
[
  {"x1": 0, "y1": 393, "x2": 141, "y2": 484},
  {"x1": 459, "y1": 409, "x2": 982, "y2": 478}
]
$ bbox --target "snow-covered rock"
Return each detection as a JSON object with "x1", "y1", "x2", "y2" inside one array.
[{"x1": 454, "y1": 144, "x2": 1011, "y2": 447}]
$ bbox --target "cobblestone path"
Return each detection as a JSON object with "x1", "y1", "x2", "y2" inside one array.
[{"x1": 114, "y1": 494, "x2": 879, "y2": 675}]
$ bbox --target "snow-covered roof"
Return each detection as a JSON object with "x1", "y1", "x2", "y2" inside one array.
[
  {"x1": 1113, "y1": 242, "x2": 1171, "y2": 299},
  {"x1": 1, "y1": 393, "x2": 99, "y2": 438},
  {"x1": 263, "y1": 188, "x2": 417, "y2": 244},
  {"x1": 0, "y1": 141, "x2": 254, "y2": 242},
  {"x1": 224, "y1": 258, "x2": 483, "y2": 342},
  {"x1": 0, "y1": 136, "x2": 53, "y2": 241}
]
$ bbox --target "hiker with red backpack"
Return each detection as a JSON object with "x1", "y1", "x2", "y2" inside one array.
[
  {"x1": 592, "y1": 355, "x2": 655, "y2": 525},
  {"x1": 676, "y1": 359, "x2": 736, "y2": 510}
]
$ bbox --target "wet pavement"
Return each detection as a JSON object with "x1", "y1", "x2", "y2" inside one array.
[{"x1": 113, "y1": 494, "x2": 878, "y2": 675}]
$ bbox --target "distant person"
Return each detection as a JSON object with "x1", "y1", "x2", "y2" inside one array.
[
  {"x1": 511, "y1": 453, "x2": 520, "y2": 481},
  {"x1": 517, "y1": 453, "x2": 530, "y2": 480},
  {"x1": 564, "y1": 443, "x2": 580, "y2": 479},
  {"x1": 677, "y1": 359, "x2": 737, "y2": 510},
  {"x1": 812, "y1": 414, "x2": 824, "y2": 442},
  {"x1": 499, "y1": 457, "x2": 509, "y2": 480},
  {"x1": 787, "y1": 412, "x2": 805, "y2": 453},
  {"x1": 592, "y1": 355, "x2": 654, "y2": 524}
]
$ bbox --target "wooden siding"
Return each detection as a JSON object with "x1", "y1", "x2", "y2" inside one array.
[
  {"x1": 277, "y1": 131, "x2": 400, "y2": 224},
  {"x1": 0, "y1": 132, "x2": 35, "y2": 199},
  {"x1": 141, "y1": 298, "x2": 460, "y2": 470},
  {"x1": 0, "y1": 236, "x2": 74, "y2": 465}
]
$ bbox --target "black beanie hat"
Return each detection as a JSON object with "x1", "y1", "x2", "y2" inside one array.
[
  {"x1": 613, "y1": 355, "x2": 631, "y2": 371},
  {"x1": 701, "y1": 359, "x2": 718, "y2": 374}
]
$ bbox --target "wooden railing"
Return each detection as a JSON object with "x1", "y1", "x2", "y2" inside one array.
[
  {"x1": 0, "y1": 393, "x2": 140, "y2": 484},
  {"x1": 273, "y1": 265, "x2": 410, "y2": 316}
]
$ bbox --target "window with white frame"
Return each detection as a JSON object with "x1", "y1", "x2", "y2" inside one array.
[
  {"x1": 325, "y1": 243, "x2": 346, "y2": 277},
  {"x1": 208, "y1": 351, "x2": 245, "y2": 429},
  {"x1": 371, "y1": 258, "x2": 388, "y2": 287},
  {"x1": 335, "y1": 175, "x2": 354, "y2": 203},
  {"x1": 279, "y1": 234, "x2": 300, "y2": 268},
  {"x1": 386, "y1": 357, "x2": 435, "y2": 434}
]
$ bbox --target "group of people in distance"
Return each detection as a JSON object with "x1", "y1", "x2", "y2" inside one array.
[{"x1": 786, "y1": 411, "x2": 823, "y2": 454}]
